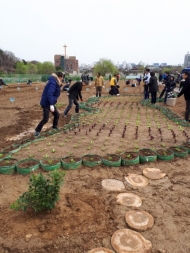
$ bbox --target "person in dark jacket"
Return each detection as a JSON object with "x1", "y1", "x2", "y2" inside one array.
[
  {"x1": 109, "y1": 85, "x2": 120, "y2": 96},
  {"x1": 63, "y1": 81, "x2": 88, "y2": 117},
  {"x1": 159, "y1": 74, "x2": 163, "y2": 82},
  {"x1": 34, "y1": 72, "x2": 63, "y2": 136},
  {"x1": 149, "y1": 72, "x2": 158, "y2": 104},
  {"x1": 177, "y1": 72, "x2": 190, "y2": 122},
  {"x1": 162, "y1": 75, "x2": 176, "y2": 103},
  {"x1": 159, "y1": 72, "x2": 170, "y2": 100}
]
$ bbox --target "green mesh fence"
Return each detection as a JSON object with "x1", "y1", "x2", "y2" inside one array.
[{"x1": 0, "y1": 74, "x2": 43, "y2": 84}]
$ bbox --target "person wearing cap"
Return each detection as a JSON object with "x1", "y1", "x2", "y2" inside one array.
[
  {"x1": 94, "y1": 72, "x2": 104, "y2": 97},
  {"x1": 63, "y1": 80, "x2": 88, "y2": 117},
  {"x1": 34, "y1": 72, "x2": 64, "y2": 136},
  {"x1": 143, "y1": 68, "x2": 151, "y2": 99},
  {"x1": 177, "y1": 71, "x2": 190, "y2": 122}
]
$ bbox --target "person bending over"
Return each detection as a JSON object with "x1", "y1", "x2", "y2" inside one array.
[
  {"x1": 63, "y1": 80, "x2": 88, "y2": 117},
  {"x1": 34, "y1": 72, "x2": 63, "y2": 136}
]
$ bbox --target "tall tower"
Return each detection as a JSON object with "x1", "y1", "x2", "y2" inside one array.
[{"x1": 63, "y1": 44, "x2": 67, "y2": 58}]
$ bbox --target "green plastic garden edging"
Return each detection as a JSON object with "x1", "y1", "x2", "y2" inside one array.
[
  {"x1": 0, "y1": 152, "x2": 11, "y2": 161},
  {"x1": 181, "y1": 142, "x2": 190, "y2": 154},
  {"x1": 102, "y1": 154, "x2": 121, "y2": 167},
  {"x1": 0, "y1": 158, "x2": 18, "y2": 175},
  {"x1": 121, "y1": 152, "x2": 139, "y2": 166},
  {"x1": 156, "y1": 149, "x2": 174, "y2": 161},
  {"x1": 82, "y1": 154, "x2": 102, "y2": 167},
  {"x1": 169, "y1": 146, "x2": 188, "y2": 158},
  {"x1": 16, "y1": 158, "x2": 40, "y2": 175},
  {"x1": 40, "y1": 159, "x2": 61, "y2": 171},
  {"x1": 139, "y1": 149, "x2": 157, "y2": 164},
  {"x1": 61, "y1": 157, "x2": 82, "y2": 170}
]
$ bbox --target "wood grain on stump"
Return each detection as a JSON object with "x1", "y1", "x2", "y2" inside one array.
[
  {"x1": 116, "y1": 193, "x2": 142, "y2": 207},
  {"x1": 111, "y1": 229, "x2": 152, "y2": 253},
  {"x1": 143, "y1": 168, "x2": 166, "y2": 180},
  {"x1": 124, "y1": 174, "x2": 148, "y2": 187},
  {"x1": 88, "y1": 248, "x2": 115, "y2": 253},
  {"x1": 125, "y1": 210, "x2": 154, "y2": 231},
  {"x1": 102, "y1": 179, "x2": 125, "y2": 191}
]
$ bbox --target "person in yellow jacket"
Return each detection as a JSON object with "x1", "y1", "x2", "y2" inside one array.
[
  {"x1": 94, "y1": 72, "x2": 104, "y2": 97},
  {"x1": 110, "y1": 74, "x2": 117, "y2": 87}
]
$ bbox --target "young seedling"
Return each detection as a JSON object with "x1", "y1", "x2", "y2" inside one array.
[
  {"x1": 51, "y1": 149, "x2": 56, "y2": 153},
  {"x1": 43, "y1": 154, "x2": 49, "y2": 158},
  {"x1": 47, "y1": 142, "x2": 51, "y2": 146}
]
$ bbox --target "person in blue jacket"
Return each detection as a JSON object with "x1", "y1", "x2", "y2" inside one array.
[{"x1": 34, "y1": 72, "x2": 63, "y2": 136}]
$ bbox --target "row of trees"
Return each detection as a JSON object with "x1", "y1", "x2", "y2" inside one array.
[
  {"x1": 15, "y1": 61, "x2": 55, "y2": 74},
  {"x1": 0, "y1": 48, "x2": 55, "y2": 74}
]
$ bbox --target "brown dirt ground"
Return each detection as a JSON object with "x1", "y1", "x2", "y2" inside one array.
[{"x1": 0, "y1": 80, "x2": 190, "y2": 253}]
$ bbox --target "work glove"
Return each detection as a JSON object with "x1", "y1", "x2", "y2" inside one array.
[{"x1": 50, "y1": 105, "x2": 55, "y2": 112}]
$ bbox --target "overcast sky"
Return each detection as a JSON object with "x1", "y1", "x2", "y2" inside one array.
[{"x1": 1, "y1": 0, "x2": 190, "y2": 65}]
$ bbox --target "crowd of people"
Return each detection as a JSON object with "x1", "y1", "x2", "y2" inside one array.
[{"x1": 34, "y1": 69, "x2": 190, "y2": 136}]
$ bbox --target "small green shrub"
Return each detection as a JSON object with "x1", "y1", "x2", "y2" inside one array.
[{"x1": 10, "y1": 170, "x2": 65, "y2": 213}]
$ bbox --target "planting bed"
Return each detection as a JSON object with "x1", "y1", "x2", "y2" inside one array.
[{"x1": 0, "y1": 81, "x2": 190, "y2": 252}]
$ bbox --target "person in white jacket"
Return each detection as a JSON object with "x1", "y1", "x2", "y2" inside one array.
[{"x1": 143, "y1": 68, "x2": 151, "y2": 99}]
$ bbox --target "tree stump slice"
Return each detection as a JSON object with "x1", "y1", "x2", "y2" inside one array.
[
  {"x1": 116, "y1": 193, "x2": 142, "y2": 207},
  {"x1": 87, "y1": 248, "x2": 115, "y2": 253},
  {"x1": 125, "y1": 210, "x2": 154, "y2": 231},
  {"x1": 111, "y1": 229, "x2": 152, "y2": 253},
  {"x1": 124, "y1": 174, "x2": 149, "y2": 187},
  {"x1": 102, "y1": 179, "x2": 125, "y2": 191},
  {"x1": 143, "y1": 168, "x2": 166, "y2": 180}
]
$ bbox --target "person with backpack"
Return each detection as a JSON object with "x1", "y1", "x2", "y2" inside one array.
[
  {"x1": 34, "y1": 72, "x2": 63, "y2": 136},
  {"x1": 63, "y1": 80, "x2": 89, "y2": 117}
]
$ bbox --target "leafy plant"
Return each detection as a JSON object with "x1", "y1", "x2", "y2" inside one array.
[{"x1": 10, "y1": 170, "x2": 65, "y2": 213}]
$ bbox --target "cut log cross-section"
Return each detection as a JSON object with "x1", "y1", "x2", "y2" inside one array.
[
  {"x1": 87, "y1": 248, "x2": 115, "y2": 253},
  {"x1": 125, "y1": 210, "x2": 154, "y2": 232},
  {"x1": 143, "y1": 168, "x2": 166, "y2": 180},
  {"x1": 116, "y1": 193, "x2": 142, "y2": 207},
  {"x1": 125, "y1": 174, "x2": 149, "y2": 187},
  {"x1": 102, "y1": 179, "x2": 125, "y2": 191},
  {"x1": 111, "y1": 229, "x2": 152, "y2": 253}
]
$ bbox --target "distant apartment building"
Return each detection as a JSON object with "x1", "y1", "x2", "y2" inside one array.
[
  {"x1": 184, "y1": 52, "x2": 190, "y2": 68},
  {"x1": 160, "y1": 63, "x2": 167, "y2": 67},
  {"x1": 54, "y1": 55, "x2": 79, "y2": 73}
]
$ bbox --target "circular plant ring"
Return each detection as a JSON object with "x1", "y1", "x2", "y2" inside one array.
[
  {"x1": 88, "y1": 248, "x2": 115, "y2": 253},
  {"x1": 116, "y1": 193, "x2": 142, "y2": 207},
  {"x1": 143, "y1": 168, "x2": 166, "y2": 180},
  {"x1": 125, "y1": 174, "x2": 148, "y2": 187},
  {"x1": 125, "y1": 210, "x2": 154, "y2": 231},
  {"x1": 102, "y1": 179, "x2": 125, "y2": 191},
  {"x1": 111, "y1": 229, "x2": 152, "y2": 253}
]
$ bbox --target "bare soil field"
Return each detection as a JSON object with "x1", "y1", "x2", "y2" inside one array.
[{"x1": 0, "y1": 80, "x2": 190, "y2": 253}]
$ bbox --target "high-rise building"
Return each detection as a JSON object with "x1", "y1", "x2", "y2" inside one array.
[{"x1": 184, "y1": 52, "x2": 190, "y2": 68}]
